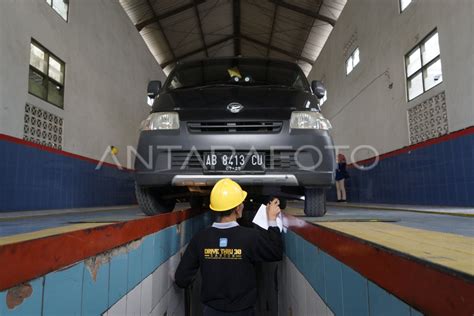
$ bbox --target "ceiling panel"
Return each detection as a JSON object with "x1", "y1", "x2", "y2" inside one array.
[
  {"x1": 151, "y1": 0, "x2": 192, "y2": 15},
  {"x1": 120, "y1": 0, "x2": 347, "y2": 75},
  {"x1": 160, "y1": 8, "x2": 202, "y2": 56},
  {"x1": 241, "y1": 38, "x2": 268, "y2": 57},
  {"x1": 119, "y1": 0, "x2": 153, "y2": 24},
  {"x1": 200, "y1": 0, "x2": 233, "y2": 44},
  {"x1": 241, "y1": 0, "x2": 275, "y2": 44},
  {"x1": 208, "y1": 39, "x2": 235, "y2": 57}
]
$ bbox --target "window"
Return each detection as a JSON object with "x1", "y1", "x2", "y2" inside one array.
[
  {"x1": 346, "y1": 48, "x2": 360, "y2": 75},
  {"x1": 405, "y1": 31, "x2": 442, "y2": 101},
  {"x1": 45, "y1": 0, "x2": 69, "y2": 21},
  {"x1": 29, "y1": 41, "x2": 66, "y2": 108},
  {"x1": 400, "y1": 0, "x2": 412, "y2": 12}
]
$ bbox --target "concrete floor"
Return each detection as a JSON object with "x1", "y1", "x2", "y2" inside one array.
[
  {"x1": 287, "y1": 201, "x2": 474, "y2": 237},
  {"x1": 1, "y1": 202, "x2": 472, "y2": 237}
]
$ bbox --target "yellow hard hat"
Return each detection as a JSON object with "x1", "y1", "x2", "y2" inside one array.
[{"x1": 209, "y1": 178, "x2": 248, "y2": 212}]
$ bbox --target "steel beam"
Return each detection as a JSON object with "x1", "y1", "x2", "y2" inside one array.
[
  {"x1": 161, "y1": 35, "x2": 234, "y2": 68},
  {"x1": 241, "y1": 34, "x2": 314, "y2": 65},
  {"x1": 136, "y1": 0, "x2": 206, "y2": 31},
  {"x1": 267, "y1": 3, "x2": 278, "y2": 56},
  {"x1": 233, "y1": 0, "x2": 241, "y2": 56},
  {"x1": 193, "y1": 0, "x2": 208, "y2": 57},
  {"x1": 269, "y1": 0, "x2": 336, "y2": 26}
]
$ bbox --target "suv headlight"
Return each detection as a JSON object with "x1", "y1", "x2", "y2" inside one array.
[
  {"x1": 290, "y1": 111, "x2": 332, "y2": 130},
  {"x1": 140, "y1": 112, "x2": 180, "y2": 131}
]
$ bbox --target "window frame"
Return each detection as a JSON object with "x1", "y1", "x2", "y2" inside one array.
[
  {"x1": 405, "y1": 29, "x2": 442, "y2": 102},
  {"x1": 345, "y1": 47, "x2": 360, "y2": 76},
  {"x1": 400, "y1": 0, "x2": 413, "y2": 13},
  {"x1": 28, "y1": 39, "x2": 66, "y2": 109},
  {"x1": 45, "y1": 0, "x2": 69, "y2": 22}
]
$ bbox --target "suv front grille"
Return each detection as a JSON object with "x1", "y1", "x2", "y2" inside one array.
[{"x1": 187, "y1": 121, "x2": 283, "y2": 133}]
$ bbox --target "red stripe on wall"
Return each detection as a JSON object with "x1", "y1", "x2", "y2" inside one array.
[
  {"x1": 0, "y1": 208, "x2": 205, "y2": 291},
  {"x1": 0, "y1": 133, "x2": 133, "y2": 172},
  {"x1": 348, "y1": 126, "x2": 474, "y2": 167},
  {"x1": 284, "y1": 214, "x2": 474, "y2": 316}
]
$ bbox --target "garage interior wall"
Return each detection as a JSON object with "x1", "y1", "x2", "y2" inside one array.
[
  {"x1": 0, "y1": 0, "x2": 165, "y2": 211},
  {"x1": 308, "y1": 0, "x2": 474, "y2": 206}
]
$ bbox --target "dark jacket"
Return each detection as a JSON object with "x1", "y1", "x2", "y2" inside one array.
[
  {"x1": 335, "y1": 162, "x2": 349, "y2": 180},
  {"x1": 174, "y1": 224, "x2": 282, "y2": 312}
]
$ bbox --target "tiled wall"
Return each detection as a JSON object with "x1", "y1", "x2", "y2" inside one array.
[
  {"x1": 0, "y1": 212, "x2": 212, "y2": 316},
  {"x1": 278, "y1": 256, "x2": 333, "y2": 316},
  {"x1": 0, "y1": 136, "x2": 136, "y2": 211},
  {"x1": 105, "y1": 250, "x2": 184, "y2": 316},
  {"x1": 329, "y1": 130, "x2": 474, "y2": 206},
  {"x1": 282, "y1": 229, "x2": 424, "y2": 316}
]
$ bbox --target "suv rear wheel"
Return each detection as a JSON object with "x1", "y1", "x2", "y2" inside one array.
[
  {"x1": 135, "y1": 183, "x2": 176, "y2": 215},
  {"x1": 304, "y1": 188, "x2": 326, "y2": 217}
]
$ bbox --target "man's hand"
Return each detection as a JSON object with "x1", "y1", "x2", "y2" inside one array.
[{"x1": 266, "y1": 198, "x2": 281, "y2": 221}]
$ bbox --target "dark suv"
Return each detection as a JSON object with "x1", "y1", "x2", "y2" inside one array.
[{"x1": 135, "y1": 57, "x2": 335, "y2": 217}]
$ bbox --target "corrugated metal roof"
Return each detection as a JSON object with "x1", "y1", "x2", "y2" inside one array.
[{"x1": 119, "y1": 0, "x2": 346, "y2": 76}]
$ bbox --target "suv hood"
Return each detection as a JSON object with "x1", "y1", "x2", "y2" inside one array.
[{"x1": 153, "y1": 86, "x2": 319, "y2": 121}]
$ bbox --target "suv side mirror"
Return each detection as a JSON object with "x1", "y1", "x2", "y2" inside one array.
[
  {"x1": 147, "y1": 80, "x2": 162, "y2": 99},
  {"x1": 311, "y1": 80, "x2": 326, "y2": 99}
]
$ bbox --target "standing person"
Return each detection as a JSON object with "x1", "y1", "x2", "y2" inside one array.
[
  {"x1": 174, "y1": 178, "x2": 283, "y2": 316},
  {"x1": 335, "y1": 153, "x2": 349, "y2": 202}
]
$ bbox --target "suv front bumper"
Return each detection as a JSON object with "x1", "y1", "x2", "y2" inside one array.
[{"x1": 134, "y1": 122, "x2": 336, "y2": 188}]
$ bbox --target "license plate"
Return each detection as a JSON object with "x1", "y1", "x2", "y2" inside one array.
[{"x1": 203, "y1": 152, "x2": 265, "y2": 172}]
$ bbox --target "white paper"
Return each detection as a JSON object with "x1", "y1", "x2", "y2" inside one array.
[{"x1": 252, "y1": 204, "x2": 283, "y2": 232}]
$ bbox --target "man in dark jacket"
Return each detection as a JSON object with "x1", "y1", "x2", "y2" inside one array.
[{"x1": 175, "y1": 178, "x2": 283, "y2": 315}]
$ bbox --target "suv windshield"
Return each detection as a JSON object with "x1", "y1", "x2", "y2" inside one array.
[{"x1": 166, "y1": 59, "x2": 309, "y2": 91}]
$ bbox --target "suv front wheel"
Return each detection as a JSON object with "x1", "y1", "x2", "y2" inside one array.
[
  {"x1": 304, "y1": 188, "x2": 326, "y2": 217},
  {"x1": 135, "y1": 183, "x2": 176, "y2": 215}
]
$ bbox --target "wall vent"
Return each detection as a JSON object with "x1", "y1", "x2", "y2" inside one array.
[
  {"x1": 23, "y1": 104, "x2": 63, "y2": 150},
  {"x1": 408, "y1": 91, "x2": 448, "y2": 145}
]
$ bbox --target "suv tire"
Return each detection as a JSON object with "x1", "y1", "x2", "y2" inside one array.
[
  {"x1": 304, "y1": 188, "x2": 326, "y2": 217},
  {"x1": 135, "y1": 183, "x2": 176, "y2": 215}
]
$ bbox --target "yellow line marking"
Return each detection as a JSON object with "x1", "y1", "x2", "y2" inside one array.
[
  {"x1": 0, "y1": 223, "x2": 112, "y2": 246},
  {"x1": 316, "y1": 222, "x2": 474, "y2": 276}
]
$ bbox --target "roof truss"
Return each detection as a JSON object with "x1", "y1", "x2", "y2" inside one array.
[{"x1": 128, "y1": 0, "x2": 342, "y2": 70}]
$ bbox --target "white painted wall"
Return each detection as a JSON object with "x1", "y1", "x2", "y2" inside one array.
[
  {"x1": 105, "y1": 249, "x2": 184, "y2": 316},
  {"x1": 278, "y1": 256, "x2": 333, "y2": 316},
  {"x1": 308, "y1": 0, "x2": 474, "y2": 161},
  {"x1": 0, "y1": 0, "x2": 165, "y2": 162}
]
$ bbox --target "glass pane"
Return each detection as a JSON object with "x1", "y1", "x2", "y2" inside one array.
[
  {"x1": 30, "y1": 43, "x2": 48, "y2": 73},
  {"x1": 400, "y1": 0, "x2": 412, "y2": 11},
  {"x1": 29, "y1": 68, "x2": 48, "y2": 99},
  {"x1": 346, "y1": 56, "x2": 353, "y2": 74},
  {"x1": 353, "y1": 48, "x2": 360, "y2": 67},
  {"x1": 48, "y1": 56, "x2": 64, "y2": 84},
  {"x1": 52, "y1": 0, "x2": 68, "y2": 20},
  {"x1": 47, "y1": 80, "x2": 64, "y2": 107},
  {"x1": 46, "y1": 0, "x2": 52, "y2": 5},
  {"x1": 424, "y1": 59, "x2": 443, "y2": 90},
  {"x1": 406, "y1": 48, "x2": 421, "y2": 77},
  {"x1": 422, "y1": 32, "x2": 440, "y2": 65},
  {"x1": 408, "y1": 73, "x2": 423, "y2": 100},
  {"x1": 166, "y1": 59, "x2": 309, "y2": 91}
]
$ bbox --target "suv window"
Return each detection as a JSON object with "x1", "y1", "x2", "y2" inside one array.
[{"x1": 166, "y1": 59, "x2": 309, "y2": 91}]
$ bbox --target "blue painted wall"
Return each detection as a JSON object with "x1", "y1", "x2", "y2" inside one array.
[
  {"x1": 0, "y1": 137, "x2": 135, "y2": 212},
  {"x1": 0, "y1": 212, "x2": 212, "y2": 315},
  {"x1": 329, "y1": 131, "x2": 474, "y2": 206}
]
